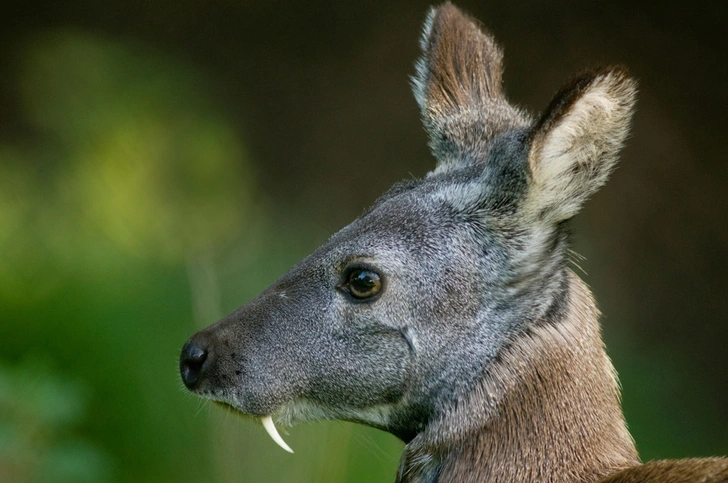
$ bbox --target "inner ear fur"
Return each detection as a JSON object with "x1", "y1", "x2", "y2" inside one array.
[{"x1": 525, "y1": 66, "x2": 637, "y2": 223}]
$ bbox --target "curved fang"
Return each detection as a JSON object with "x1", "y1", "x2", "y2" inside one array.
[{"x1": 261, "y1": 416, "x2": 294, "y2": 453}]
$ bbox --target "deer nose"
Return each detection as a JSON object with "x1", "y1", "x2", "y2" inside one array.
[{"x1": 180, "y1": 338, "x2": 210, "y2": 389}]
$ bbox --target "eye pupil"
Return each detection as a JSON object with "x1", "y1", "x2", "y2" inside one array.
[{"x1": 347, "y1": 269, "x2": 382, "y2": 299}]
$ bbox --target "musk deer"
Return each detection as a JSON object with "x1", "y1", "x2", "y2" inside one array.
[{"x1": 180, "y1": 3, "x2": 728, "y2": 482}]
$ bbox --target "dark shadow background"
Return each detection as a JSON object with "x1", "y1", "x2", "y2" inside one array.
[{"x1": 1, "y1": 1, "x2": 726, "y2": 482}]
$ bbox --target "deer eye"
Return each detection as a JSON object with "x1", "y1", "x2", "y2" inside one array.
[{"x1": 343, "y1": 269, "x2": 382, "y2": 300}]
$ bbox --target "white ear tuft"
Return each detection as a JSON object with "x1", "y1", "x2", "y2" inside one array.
[{"x1": 526, "y1": 67, "x2": 637, "y2": 222}]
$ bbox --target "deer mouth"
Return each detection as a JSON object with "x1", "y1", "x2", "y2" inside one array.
[{"x1": 213, "y1": 401, "x2": 294, "y2": 453}]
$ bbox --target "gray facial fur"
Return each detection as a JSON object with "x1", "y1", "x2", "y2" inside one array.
[{"x1": 187, "y1": 159, "x2": 567, "y2": 441}]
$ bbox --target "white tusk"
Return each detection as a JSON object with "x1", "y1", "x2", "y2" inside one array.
[{"x1": 261, "y1": 416, "x2": 294, "y2": 453}]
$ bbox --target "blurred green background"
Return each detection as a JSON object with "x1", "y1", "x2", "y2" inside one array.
[{"x1": 0, "y1": 1, "x2": 726, "y2": 482}]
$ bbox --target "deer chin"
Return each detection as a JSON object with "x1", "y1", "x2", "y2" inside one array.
[
  {"x1": 273, "y1": 397, "x2": 398, "y2": 435},
  {"x1": 210, "y1": 400, "x2": 295, "y2": 453},
  {"x1": 269, "y1": 403, "x2": 396, "y2": 455}
]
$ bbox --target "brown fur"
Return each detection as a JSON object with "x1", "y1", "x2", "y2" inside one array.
[
  {"x1": 398, "y1": 271, "x2": 640, "y2": 482},
  {"x1": 601, "y1": 459, "x2": 728, "y2": 483},
  {"x1": 397, "y1": 271, "x2": 728, "y2": 482}
]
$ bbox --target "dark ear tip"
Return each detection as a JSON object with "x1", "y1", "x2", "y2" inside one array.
[
  {"x1": 534, "y1": 65, "x2": 637, "y2": 134},
  {"x1": 582, "y1": 65, "x2": 638, "y2": 104},
  {"x1": 564, "y1": 65, "x2": 634, "y2": 95},
  {"x1": 588, "y1": 65, "x2": 637, "y2": 91},
  {"x1": 592, "y1": 64, "x2": 629, "y2": 77}
]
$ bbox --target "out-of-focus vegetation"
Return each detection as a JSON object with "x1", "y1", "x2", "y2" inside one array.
[
  {"x1": 1, "y1": 0, "x2": 726, "y2": 482},
  {"x1": 0, "y1": 360, "x2": 112, "y2": 482},
  {"x1": 0, "y1": 30, "x2": 253, "y2": 483},
  {"x1": 0, "y1": 22, "x2": 402, "y2": 483}
]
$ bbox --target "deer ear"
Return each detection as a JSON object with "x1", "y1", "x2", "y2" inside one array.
[
  {"x1": 413, "y1": 2, "x2": 524, "y2": 172},
  {"x1": 525, "y1": 67, "x2": 637, "y2": 223}
]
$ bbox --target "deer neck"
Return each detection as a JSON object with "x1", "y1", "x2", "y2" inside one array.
[{"x1": 395, "y1": 271, "x2": 639, "y2": 483}]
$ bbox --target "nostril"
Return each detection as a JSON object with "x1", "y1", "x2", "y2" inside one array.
[{"x1": 180, "y1": 340, "x2": 209, "y2": 389}]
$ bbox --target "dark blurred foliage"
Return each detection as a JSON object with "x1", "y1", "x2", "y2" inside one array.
[{"x1": 0, "y1": 1, "x2": 726, "y2": 482}]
